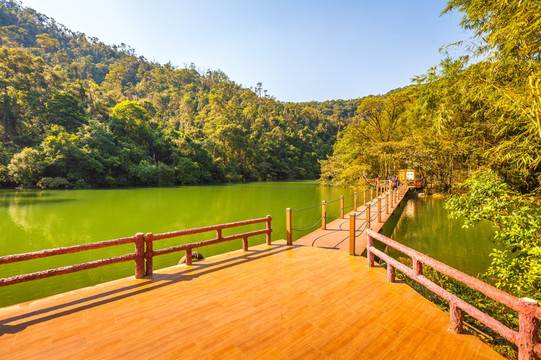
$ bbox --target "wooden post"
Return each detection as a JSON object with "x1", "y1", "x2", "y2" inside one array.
[
  {"x1": 376, "y1": 178, "x2": 380, "y2": 197},
  {"x1": 450, "y1": 301, "x2": 463, "y2": 333},
  {"x1": 340, "y1": 195, "x2": 344, "y2": 219},
  {"x1": 377, "y1": 197, "x2": 382, "y2": 223},
  {"x1": 363, "y1": 189, "x2": 367, "y2": 206},
  {"x1": 386, "y1": 194, "x2": 389, "y2": 214},
  {"x1": 366, "y1": 203, "x2": 371, "y2": 229},
  {"x1": 370, "y1": 188, "x2": 374, "y2": 202},
  {"x1": 144, "y1": 233, "x2": 154, "y2": 277},
  {"x1": 135, "y1": 233, "x2": 145, "y2": 279},
  {"x1": 185, "y1": 248, "x2": 192, "y2": 266},
  {"x1": 242, "y1": 237, "x2": 248, "y2": 251},
  {"x1": 390, "y1": 190, "x2": 394, "y2": 208},
  {"x1": 354, "y1": 192, "x2": 358, "y2": 211},
  {"x1": 321, "y1": 201, "x2": 326, "y2": 230},
  {"x1": 387, "y1": 264, "x2": 395, "y2": 282},
  {"x1": 266, "y1": 215, "x2": 272, "y2": 245},
  {"x1": 518, "y1": 298, "x2": 539, "y2": 360},
  {"x1": 349, "y1": 214, "x2": 355, "y2": 256},
  {"x1": 367, "y1": 233, "x2": 374, "y2": 267},
  {"x1": 413, "y1": 257, "x2": 423, "y2": 276},
  {"x1": 286, "y1": 208, "x2": 292, "y2": 245}
]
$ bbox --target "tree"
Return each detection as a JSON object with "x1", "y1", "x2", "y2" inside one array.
[
  {"x1": 46, "y1": 92, "x2": 86, "y2": 132},
  {"x1": 7, "y1": 147, "x2": 43, "y2": 186}
]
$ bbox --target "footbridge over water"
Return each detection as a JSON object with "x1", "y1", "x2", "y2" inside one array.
[
  {"x1": 0, "y1": 184, "x2": 539, "y2": 359},
  {"x1": 290, "y1": 182, "x2": 408, "y2": 254}
]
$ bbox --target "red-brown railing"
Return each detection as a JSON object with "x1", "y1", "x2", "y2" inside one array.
[
  {"x1": 0, "y1": 216, "x2": 273, "y2": 286},
  {"x1": 143, "y1": 215, "x2": 272, "y2": 276},
  {"x1": 366, "y1": 229, "x2": 540, "y2": 360},
  {"x1": 0, "y1": 235, "x2": 141, "y2": 286}
]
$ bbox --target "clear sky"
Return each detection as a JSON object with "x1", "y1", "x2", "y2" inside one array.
[{"x1": 19, "y1": 0, "x2": 467, "y2": 102}]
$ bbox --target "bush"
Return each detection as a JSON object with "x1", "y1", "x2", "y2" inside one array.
[{"x1": 37, "y1": 177, "x2": 70, "y2": 189}]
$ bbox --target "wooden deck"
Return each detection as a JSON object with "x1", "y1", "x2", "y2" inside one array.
[
  {"x1": 0, "y1": 242, "x2": 504, "y2": 359},
  {"x1": 295, "y1": 189, "x2": 407, "y2": 254}
]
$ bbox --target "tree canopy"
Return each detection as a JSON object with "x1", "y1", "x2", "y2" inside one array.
[{"x1": 0, "y1": 0, "x2": 359, "y2": 188}]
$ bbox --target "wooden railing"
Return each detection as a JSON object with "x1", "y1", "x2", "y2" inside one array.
[
  {"x1": 286, "y1": 182, "x2": 409, "y2": 247},
  {"x1": 0, "y1": 216, "x2": 273, "y2": 286},
  {"x1": 143, "y1": 215, "x2": 272, "y2": 276},
  {"x1": 366, "y1": 229, "x2": 541, "y2": 360}
]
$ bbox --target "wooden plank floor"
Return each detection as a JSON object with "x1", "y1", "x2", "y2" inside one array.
[
  {"x1": 0, "y1": 242, "x2": 504, "y2": 359},
  {"x1": 295, "y1": 189, "x2": 407, "y2": 255}
]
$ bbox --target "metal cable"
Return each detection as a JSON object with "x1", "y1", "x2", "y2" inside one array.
[
  {"x1": 326, "y1": 198, "x2": 341, "y2": 204},
  {"x1": 356, "y1": 207, "x2": 367, "y2": 216},
  {"x1": 356, "y1": 219, "x2": 367, "y2": 230},
  {"x1": 370, "y1": 212, "x2": 378, "y2": 221},
  {"x1": 292, "y1": 217, "x2": 323, "y2": 232},
  {"x1": 355, "y1": 222, "x2": 368, "y2": 237},
  {"x1": 291, "y1": 203, "x2": 322, "y2": 213}
]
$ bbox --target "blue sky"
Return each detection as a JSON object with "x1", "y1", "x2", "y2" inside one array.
[{"x1": 20, "y1": 0, "x2": 467, "y2": 102}]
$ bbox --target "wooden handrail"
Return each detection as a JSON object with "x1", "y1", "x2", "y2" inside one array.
[
  {"x1": 0, "y1": 216, "x2": 273, "y2": 288},
  {"x1": 366, "y1": 229, "x2": 540, "y2": 360},
  {"x1": 0, "y1": 235, "x2": 140, "y2": 287},
  {"x1": 144, "y1": 215, "x2": 272, "y2": 275},
  {"x1": 0, "y1": 236, "x2": 137, "y2": 264}
]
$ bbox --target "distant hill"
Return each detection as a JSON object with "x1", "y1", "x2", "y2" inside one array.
[{"x1": 0, "y1": 0, "x2": 362, "y2": 188}]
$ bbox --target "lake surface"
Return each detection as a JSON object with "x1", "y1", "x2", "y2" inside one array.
[
  {"x1": 381, "y1": 195, "x2": 497, "y2": 277},
  {"x1": 0, "y1": 182, "x2": 354, "y2": 307}
]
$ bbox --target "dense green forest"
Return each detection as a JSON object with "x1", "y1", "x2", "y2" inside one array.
[{"x1": 0, "y1": 0, "x2": 361, "y2": 188}]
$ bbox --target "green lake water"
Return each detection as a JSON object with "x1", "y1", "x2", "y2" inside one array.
[
  {"x1": 1, "y1": 186, "x2": 498, "y2": 308},
  {"x1": 0, "y1": 182, "x2": 354, "y2": 307},
  {"x1": 381, "y1": 195, "x2": 497, "y2": 277}
]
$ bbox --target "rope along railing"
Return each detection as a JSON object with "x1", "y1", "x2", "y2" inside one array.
[
  {"x1": 291, "y1": 203, "x2": 321, "y2": 213},
  {"x1": 286, "y1": 183, "x2": 410, "y2": 246},
  {"x1": 327, "y1": 207, "x2": 343, "y2": 221},
  {"x1": 0, "y1": 216, "x2": 273, "y2": 286},
  {"x1": 366, "y1": 229, "x2": 541, "y2": 360},
  {"x1": 292, "y1": 217, "x2": 323, "y2": 232}
]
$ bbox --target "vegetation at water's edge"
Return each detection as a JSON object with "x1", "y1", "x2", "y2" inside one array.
[{"x1": 0, "y1": 0, "x2": 361, "y2": 189}]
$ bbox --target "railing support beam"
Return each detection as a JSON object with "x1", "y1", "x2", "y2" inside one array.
[
  {"x1": 266, "y1": 215, "x2": 272, "y2": 245},
  {"x1": 377, "y1": 198, "x2": 382, "y2": 223},
  {"x1": 321, "y1": 201, "x2": 327, "y2": 230},
  {"x1": 366, "y1": 203, "x2": 371, "y2": 230},
  {"x1": 144, "y1": 233, "x2": 154, "y2": 277},
  {"x1": 450, "y1": 301, "x2": 463, "y2": 334},
  {"x1": 286, "y1": 209, "x2": 292, "y2": 246},
  {"x1": 518, "y1": 298, "x2": 539, "y2": 360},
  {"x1": 340, "y1": 195, "x2": 345, "y2": 219},
  {"x1": 135, "y1": 233, "x2": 145, "y2": 279},
  {"x1": 349, "y1": 214, "x2": 355, "y2": 256}
]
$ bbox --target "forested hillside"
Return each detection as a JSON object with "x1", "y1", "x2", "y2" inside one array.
[{"x1": 0, "y1": 0, "x2": 359, "y2": 188}]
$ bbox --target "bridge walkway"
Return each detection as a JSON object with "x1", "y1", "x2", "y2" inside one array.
[
  {"x1": 0, "y1": 241, "x2": 504, "y2": 359},
  {"x1": 294, "y1": 187, "x2": 408, "y2": 255}
]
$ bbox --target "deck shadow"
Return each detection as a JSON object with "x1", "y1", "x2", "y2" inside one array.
[{"x1": 0, "y1": 243, "x2": 295, "y2": 336}]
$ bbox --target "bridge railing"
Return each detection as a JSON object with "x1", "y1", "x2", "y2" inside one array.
[
  {"x1": 0, "y1": 216, "x2": 273, "y2": 286},
  {"x1": 143, "y1": 216, "x2": 272, "y2": 276},
  {"x1": 366, "y1": 229, "x2": 540, "y2": 360},
  {"x1": 286, "y1": 182, "x2": 409, "y2": 246}
]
